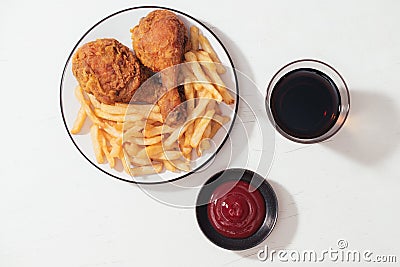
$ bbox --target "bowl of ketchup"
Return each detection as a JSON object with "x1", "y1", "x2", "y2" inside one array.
[{"x1": 196, "y1": 168, "x2": 278, "y2": 250}]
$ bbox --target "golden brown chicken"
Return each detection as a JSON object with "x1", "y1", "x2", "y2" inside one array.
[
  {"x1": 131, "y1": 10, "x2": 188, "y2": 125},
  {"x1": 72, "y1": 38, "x2": 145, "y2": 105}
]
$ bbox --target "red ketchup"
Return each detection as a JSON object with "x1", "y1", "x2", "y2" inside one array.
[{"x1": 207, "y1": 180, "x2": 266, "y2": 239}]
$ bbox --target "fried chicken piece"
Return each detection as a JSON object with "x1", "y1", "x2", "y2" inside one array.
[
  {"x1": 72, "y1": 38, "x2": 144, "y2": 105},
  {"x1": 131, "y1": 10, "x2": 187, "y2": 73},
  {"x1": 131, "y1": 10, "x2": 188, "y2": 125}
]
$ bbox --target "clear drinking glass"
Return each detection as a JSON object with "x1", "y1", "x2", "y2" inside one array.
[{"x1": 266, "y1": 59, "x2": 350, "y2": 144}]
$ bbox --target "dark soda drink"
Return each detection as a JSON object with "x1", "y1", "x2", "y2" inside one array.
[{"x1": 270, "y1": 68, "x2": 341, "y2": 139}]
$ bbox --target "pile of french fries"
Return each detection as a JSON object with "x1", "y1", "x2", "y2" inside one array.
[{"x1": 70, "y1": 25, "x2": 234, "y2": 177}]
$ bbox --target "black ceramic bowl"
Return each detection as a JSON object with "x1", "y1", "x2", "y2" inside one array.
[{"x1": 196, "y1": 168, "x2": 278, "y2": 250}]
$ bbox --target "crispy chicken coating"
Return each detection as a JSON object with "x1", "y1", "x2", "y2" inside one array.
[
  {"x1": 72, "y1": 38, "x2": 143, "y2": 105},
  {"x1": 131, "y1": 10, "x2": 187, "y2": 72}
]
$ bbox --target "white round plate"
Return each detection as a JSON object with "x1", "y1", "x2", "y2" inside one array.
[{"x1": 60, "y1": 6, "x2": 238, "y2": 184}]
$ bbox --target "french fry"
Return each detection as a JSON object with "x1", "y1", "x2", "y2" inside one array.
[
  {"x1": 130, "y1": 163, "x2": 163, "y2": 176},
  {"x1": 141, "y1": 135, "x2": 162, "y2": 146},
  {"x1": 173, "y1": 160, "x2": 191, "y2": 172},
  {"x1": 184, "y1": 79, "x2": 195, "y2": 115},
  {"x1": 94, "y1": 109, "x2": 142, "y2": 122},
  {"x1": 102, "y1": 130, "x2": 113, "y2": 143},
  {"x1": 203, "y1": 123, "x2": 212, "y2": 138},
  {"x1": 195, "y1": 90, "x2": 214, "y2": 110},
  {"x1": 163, "y1": 160, "x2": 177, "y2": 172},
  {"x1": 87, "y1": 93, "x2": 101, "y2": 109},
  {"x1": 123, "y1": 120, "x2": 146, "y2": 130},
  {"x1": 142, "y1": 119, "x2": 159, "y2": 126},
  {"x1": 126, "y1": 104, "x2": 161, "y2": 114},
  {"x1": 107, "y1": 121, "x2": 116, "y2": 127},
  {"x1": 100, "y1": 103, "x2": 127, "y2": 114},
  {"x1": 131, "y1": 135, "x2": 162, "y2": 146},
  {"x1": 177, "y1": 134, "x2": 188, "y2": 158},
  {"x1": 184, "y1": 52, "x2": 223, "y2": 102},
  {"x1": 124, "y1": 125, "x2": 144, "y2": 138},
  {"x1": 196, "y1": 51, "x2": 235, "y2": 104},
  {"x1": 199, "y1": 34, "x2": 226, "y2": 74},
  {"x1": 103, "y1": 123, "x2": 122, "y2": 138},
  {"x1": 114, "y1": 102, "x2": 129, "y2": 108},
  {"x1": 207, "y1": 99, "x2": 216, "y2": 110},
  {"x1": 130, "y1": 156, "x2": 152, "y2": 166},
  {"x1": 143, "y1": 125, "x2": 174, "y2": 138},
  {"x1": 119, "y1": 151, "x2": 131, "y2": 175},
  {"x1": 164, "y1": 95, "x2": 212, "y2": 148},
  {"x1": 197, "y1": 139, "x2": 211, "y2": 157},
  {"x1": 70, "y1": 106, "x2": 87, "y2": 134},
  {"x1": 164, "y1": 124, "x2": 189, "y2": 148},
  {"x1": 74, "y1": 86, "x2": 88, "y2": 104},
  {"x1": 75, "y1": 86, "x2": 103, "y2": 126},
  {"x1": 190, "y1": 109, "x2": 215, "y2": 148},
  {"x1": 181, "y1": 64, "x2": 197, "y2": 82},
  {"x1": 209, "y1": 115, "x2": 230, "y2": 138},
  {"x1": 184, "y1": 80, "x2": 195, "y2": 100},
  {"x1": 99, "y1": 130, "x2": 115, "y2": 168},
  {"x1": 147, "y1": 112, "x2": 163, "y2": 123},
  {"x1": 209, "y1": 121, "x2": 222, "y2": 138},
  {"x1": 190, "y1": 25, "x2": 199, "y2": 50},
  {"x1": 90, "y1": 125, "x2": 104, "y2": 164},
  {"x1": 123, "y1": 142, "x2": 141, "y2": 157},
  {"x1": 191, "y1": 95, "x2": 211, "y2": 118},
  {"x1": 109, "y1": 138, "x2": 122, "y2": 158},
  {"x1": 85, "y1": 107, "x2": 103, "y2": 126},
  {"x1": 180, "y1": 146, "x2": 192, "y2": 159},
  {"x1": 184, "y1": 123, "x2": 194, "y2": 147},
  {"x1": 101, "y1": 103, "x2": 160, "y2": 117},
  {"x1": 152, "y1": 151, "x2": 183, "y2": 161},
  {"x1": 195, "y1": 82, "x2": 222, "y2": 102},
  {"x1": 115, "y1": 122, "x2": 123, "y2": 131},
  {"x1": 144, "y1": 144, "x2": 163, "y2": 157},
  {"x1": 151, "y1": 105, "x2": 161, "y2": 113},
  {"x1": 135, "y1": 148, "x2": 149, "y2": 160}
]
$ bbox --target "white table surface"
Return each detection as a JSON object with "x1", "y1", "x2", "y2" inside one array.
[{"x1": 1, "y1": 0, "x2": 399, "y2": 266}]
